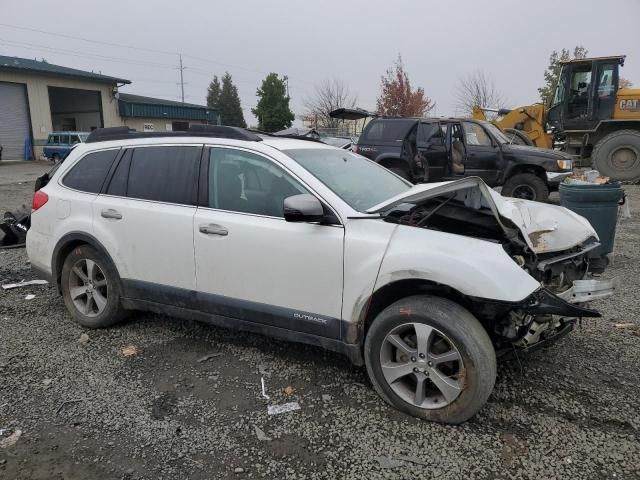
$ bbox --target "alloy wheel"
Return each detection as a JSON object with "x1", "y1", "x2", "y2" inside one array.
[
  {"x1": 379, "y1": 323, "x2": 464, "y2": 409},
  {"x1": 68, "y1": 259, "x2": 108, "y2": 317}
]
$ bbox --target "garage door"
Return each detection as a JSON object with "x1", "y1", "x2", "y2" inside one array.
[{"x1": 0, "y1": 82, "x2": 30, "y2": 160}]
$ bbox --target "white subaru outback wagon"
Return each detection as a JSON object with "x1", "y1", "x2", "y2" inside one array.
[{"x1": 27, "y1": 125, "x2": 613, "y2": 424}]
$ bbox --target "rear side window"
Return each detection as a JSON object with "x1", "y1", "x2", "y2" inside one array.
[
  {"x1": 360, "y1": 120, "x2": 413, "y2": 143},
  {"x1": 62, "y1": 149, "x2": 119, "y2": 193},
  {"x1": 121, "y1": 146, "x2": 200, "y2": 204}
]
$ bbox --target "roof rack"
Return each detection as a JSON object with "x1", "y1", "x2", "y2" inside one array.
[
  {"x1": 248, "y1": 129, "x2": 324, "y2": 143},
  {"x1": 85, "y1": 125, "x2": 263, "y2": 143}
]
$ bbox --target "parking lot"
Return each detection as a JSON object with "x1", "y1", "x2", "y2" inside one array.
[{"x1": 1, "y1": 161, "x2": 639, "y2": 480}]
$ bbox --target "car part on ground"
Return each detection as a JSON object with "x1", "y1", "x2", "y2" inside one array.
[{"x1": 0, "y1": 209, "x2": 30, "y2": 249}]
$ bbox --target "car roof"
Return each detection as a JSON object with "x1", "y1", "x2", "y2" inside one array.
[{"x1": 70, "y1": 134, "x2": 338, "y2": 154}]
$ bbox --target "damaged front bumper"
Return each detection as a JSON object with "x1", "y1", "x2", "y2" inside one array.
[{"x1": 495, "y1": 278, "x2": 614, "y2": 357}]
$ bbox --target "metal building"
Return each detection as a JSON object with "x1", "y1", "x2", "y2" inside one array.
[{"x1": 0, "y1": 56, "x2": 219, "y2": 160}]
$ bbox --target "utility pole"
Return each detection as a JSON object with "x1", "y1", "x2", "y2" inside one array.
[{"x1": 179, "y1": 54, "x2": 185, "y2": 104}]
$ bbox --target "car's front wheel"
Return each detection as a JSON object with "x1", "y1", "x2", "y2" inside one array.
[
  {"x1": 364, "y1": 295, "x2": 496, "y2": 424},
  {"x1": 501, "y1": 173, "x2": 549, "y2": 202},
  {"x1": 61, "y1": 245, "x2": 126, "y2": 328}
]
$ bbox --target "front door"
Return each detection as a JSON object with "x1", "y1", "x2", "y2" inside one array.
[
  {"x1": 461, "y1": 121, "x2": 501, "y2": 185},
  {"x1": 92, "y1": 145, "x2": 201, "y2": 292},
  {"x1": 563, "y1": 62, "x2": 594, "y2": 130},
  {"x1": 193, "y1": 146, "x2": 345, "y2": 338}
]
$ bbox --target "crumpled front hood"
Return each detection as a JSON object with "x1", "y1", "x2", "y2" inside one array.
[{"x1": 367, "y1": 177, "x2": 597, "y2": 254}]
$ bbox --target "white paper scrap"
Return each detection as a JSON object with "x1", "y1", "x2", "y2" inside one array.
[
  {"x1": 2, "y1": 279, "x2": 48, "y2": 290},
  {"x1": 267, "y1": 402, "x2": 301, "y2": 415}
]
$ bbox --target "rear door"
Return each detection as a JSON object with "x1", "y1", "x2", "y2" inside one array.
[
  {"x1": 461, "y1": 121, "x2": 500, "y2": 184},
  {"x1": 193, "y1": 146, "x2": 344, "y2": 338},
  {"x1": 93, "y1": 144, "x2": 201, "y2": 292},
  {"x1": 416, "y1": 121, "x2": 447, "y2": 180}
]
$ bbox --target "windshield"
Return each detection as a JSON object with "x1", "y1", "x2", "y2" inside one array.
[
  {"x1": 483, "y1": 123, "x2": 510, "y2": 144},
  {"x1": 283, "y1": 148, "x2": 411, "y2": 211}
]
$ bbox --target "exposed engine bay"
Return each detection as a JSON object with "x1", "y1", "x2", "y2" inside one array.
[{"x1": 381, "y1": 183, "x2": 614, "y2": 356}]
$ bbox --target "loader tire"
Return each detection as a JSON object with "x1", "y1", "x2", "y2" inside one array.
[{"x1": 592, "y1": 129, "x2": 640, "y2": 181}]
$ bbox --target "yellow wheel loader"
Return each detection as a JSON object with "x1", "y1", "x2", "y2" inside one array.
[{"x1": 473, "y1": 55, "x2": 640, "y2": 181}]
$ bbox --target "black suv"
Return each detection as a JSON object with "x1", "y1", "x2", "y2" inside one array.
[{"x1": 333, "y1": 110, "x2": 573, "y2": 202}]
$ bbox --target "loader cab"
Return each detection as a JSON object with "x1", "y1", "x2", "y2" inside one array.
[{"x1": 547, "y1": 56, "x2": 623, "y2": 132}]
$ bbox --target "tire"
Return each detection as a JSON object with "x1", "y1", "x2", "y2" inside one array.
[
  {"x1": 51, "y1": 153, "x2": 60, "y2": 163},
  {"x1": 592, "y1": 129, "x2": 640, "y2": 181},
  {"x1": 501, "y1": 173, "x2": 549, "y2": 202},
  {"x1": 388, "y1": 166, "x2": 411, "y2": 182},
  {"x1": 503, "y1": 128, "x2": 533, "y2": 146},
  {"x1": 61, "y1": 244, "x2": 126, "y2": 328},
  {"x1": 364, "y1": 295, "x2": 496, "y2": 424}
]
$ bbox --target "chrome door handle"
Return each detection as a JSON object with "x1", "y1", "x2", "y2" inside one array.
[
  {"x1": 199, "y1": 223, "x2": 228, "y2": 236},
  {"x1": 101, "y1": 209, "x2": 122, "y2": 220}
]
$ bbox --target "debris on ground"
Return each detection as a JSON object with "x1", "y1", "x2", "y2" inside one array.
[
  {"x1": 24, "y1": 294, "x2": 35, "y2": 300},
  {"x1": 0, "y1": 429, "x2": 22, "y2": 448},
  {"x1": 78, "y1": 333, "x2": 90, "y2": 345},
  {"x1": 122, "y1": 345, "x2": 144, "y2": 357},
  {"x1": 283, "y1": 385, "x2": 295, "y2": 396},
  {"x1": 267, "y1": 402, "x2": 301, "y2": 415},
  {"x1": 260, "y1": 377, "x2": 270, "y2": 400},
  {"x1": 376, "y1": 455, "x2": 404, "y2": 469},
  {"x1": 321, "y1": 394, "x2": 332, "y2": 402},
  {"x1": 253, "y1": 425, "x2": 272, "y2": 442},
  {"x1": 614, "y1": 323, "x2": 636, "y2": 329},
  {"x1": 0, "y1": 210, "x2": 30, "y2": 249},
  {"x1": 42, "y1": 378, "x2": 52, "y2": 386},
  {"x1": 233, "y1": 467, "x2": 245, "y2": 474},
  {"x1": 196, "y1": 353, "x2": 222, "y2": 363},
  {"x1": 2, "y1": 279, "x2": 48, "y2": 290},
  {"x1": 55, "y1": 399, "x2": 85, "y2": 415}
]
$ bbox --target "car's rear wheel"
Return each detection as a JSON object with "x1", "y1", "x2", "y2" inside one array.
[
  {"x1": 61, "y1": 245, "x2": 126, "y2": 328},
  {"x1": 364, "y1": 295, "x2": 496, "y2": 424},
  {"x1": 501, "y1": 172, "x2": 549, "y2": 202}
]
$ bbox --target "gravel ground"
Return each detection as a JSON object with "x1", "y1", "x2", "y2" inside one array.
[{"x1": 1, "y1": 169, "x2": 639, "y2": 479}]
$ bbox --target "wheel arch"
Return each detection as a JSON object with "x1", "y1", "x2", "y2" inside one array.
[
  {"x1": 51, "y1": 232, "x2": 120, "y2": 293},
  {"x1": 345, "y1": 279, "x2": 477, "y2": 348},
  {"x1": 504, "y1": 163, "x2": 548, "y2": 183}
]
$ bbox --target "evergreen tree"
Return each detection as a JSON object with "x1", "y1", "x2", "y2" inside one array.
[
  {"x1": 206, "y1": 75, "x2": 221, "y2": 109},
  {"x1": 252, "y1": 73, "x2": 294, "y2": 132},
  {"x1": 215, "y1": 72, "x2": 246, "y2": 127}
]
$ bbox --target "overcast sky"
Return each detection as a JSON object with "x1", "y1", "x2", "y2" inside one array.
[{"x1": 2, "y1": 0, "x2": 639, "y2": 126}]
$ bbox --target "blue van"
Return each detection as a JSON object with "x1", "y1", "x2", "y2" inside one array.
[{"x1": 43, "y1": 132, "x2": 89, "y2": 162}]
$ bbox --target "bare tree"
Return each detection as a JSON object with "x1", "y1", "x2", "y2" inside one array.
[
  {"x1": 302, "y1": 79, "x2": 357, "y2": 129},
  {"x1": 455, "y1": 70, "x2": 506, "y2": 118}
]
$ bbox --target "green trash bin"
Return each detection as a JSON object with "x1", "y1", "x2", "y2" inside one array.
[{"x1": 558, "y1": 181, "x2": 624, "y2": 272}]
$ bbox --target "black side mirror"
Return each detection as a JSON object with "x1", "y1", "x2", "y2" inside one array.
[{"x1": 283, "y1": 194, "x2": 324, "y2": 223}]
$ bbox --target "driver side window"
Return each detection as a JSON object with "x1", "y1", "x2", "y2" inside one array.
[{"x1": 208, "y1": 148, "x2": 309, "y2": 218}]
